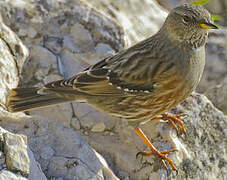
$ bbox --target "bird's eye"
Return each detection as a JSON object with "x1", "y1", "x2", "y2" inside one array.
[{"x1": 182, "y1": 15, "x2": 190, "y2": 23}]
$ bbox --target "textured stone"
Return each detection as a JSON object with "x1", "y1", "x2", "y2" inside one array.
[
  {"x1": 70, "y1": 23, "x2": 94, "y2": 49},
  {"x1": 95, "y1": 43, "x2": 115, "y2": 56},
  {"x1": 0, "y1": 152, "x2": 5, "y2": 166},
  {"x1": 46, "y1": 122, "x2": 118, "y2": 180},
  {"x1": 71, "y1": 117, "x2": 81, "y2": 130},
  {"x1": 0, "y1": 15, "x2": 29, "y2": 106},
  {"x1": 48, "y1": 155, "x2": 119, "y2": 180},
  {"x1": 59, "y1": 48, "x2": 89, "y2": 78},
  {"x1": 27, "y1": 27, "x2": 37, "y2": 38},
  {"x1": 21, "y1": 45, "x2": 58, "y2": 86},
  {"x1": 40, "y1": 147, "x2": 54, "y2": 160},
  {"x1": 84, "y1": 0, "x2": 168, "y2": 45},
  {"x1": 198, "y1": 29, "x2": 227, "y2": 93},
  {"x1": 0, "y1": 111, "x2": 117, "y2": 179},
  {"x1": 91, "y1": 122, "x2": 106, "y2": 132},
  {"x1": 72, "y1": 103, "x2": 117, "y2": 131},
  {"x1": 205, "y1": 83, "x2": 227, "y2": 114},
  {"x1": 0, "y1": 170, "x2": 27, "y2": 180},
  {"x1": 167, "y1": 93, "x2": 227, "y2": 180},
  {"x1": 27, "y1": 148, "x2": 47, "y2": 180},
  {"x1": 3, "y1": 132, "x2": 30, "y2": 176},
  {"x1": 29, "y1": 103, "x2": 73, "y2": 128}
]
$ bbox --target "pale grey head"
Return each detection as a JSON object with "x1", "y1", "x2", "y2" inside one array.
[{"x1": 161, "y1": 4, "x2": 218, "y2": 49}]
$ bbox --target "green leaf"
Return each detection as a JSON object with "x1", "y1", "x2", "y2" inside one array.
[
  {"x1": 193, "y1": 0, "x2": 210, "y2": 5},
  {"x1": 211, "y1": 14, "x2": 222, "y2": 22}
]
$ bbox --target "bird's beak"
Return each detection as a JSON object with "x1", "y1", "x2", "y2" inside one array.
[{"x1": 200, "y1": 22, "x2": 218, "y2": 29}]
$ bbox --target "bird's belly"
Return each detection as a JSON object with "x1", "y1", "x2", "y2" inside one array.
[{"x1": 120, "y1": 79, "x2": 194, "y2": 126}]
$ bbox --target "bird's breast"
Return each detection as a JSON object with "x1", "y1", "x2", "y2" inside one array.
[{"x1": 184, "y1": 47, "x2": 206, "y2": 90}]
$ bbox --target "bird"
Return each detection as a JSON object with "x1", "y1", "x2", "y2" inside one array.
[{"x1": 7, "y1": 4, "x2": 218, "y2": 173}]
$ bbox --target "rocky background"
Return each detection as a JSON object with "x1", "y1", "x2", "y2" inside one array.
[{"x1": 0, "y1": 0, "x2": 226, "y2": 180}]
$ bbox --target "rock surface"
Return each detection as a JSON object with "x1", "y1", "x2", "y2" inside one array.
[
  {"x1": 3, "y1": 132, "x2": 30, "y2": 176},
  {"x1": 0, "y1": 0, "x2": 226, "y2": 180},
  {"x1": 0, "y1": 170, "x2": 27, "y2": 180},
  {"x1": 198, "y1": 29, "x2": 227, "y2": 93},
  {"x1": 0, "y1": 126, "x2": 47, "y2": 180},
  {"x1": 84, "y1": 0, "x2": 168, "y2": 45},
  {"x1": 0, "y1": 14, "x2": 29, "y2": 107},
  {"x1": 205, "y1": 83, "x2": 227, "y2": 114}
]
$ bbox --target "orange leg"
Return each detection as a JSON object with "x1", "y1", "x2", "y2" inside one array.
[
  {"x1": 152, "y1": 113, "x2": 186, "y2": 135},
  {"x1": 135, "y1": 128, "x2": 178, "y2": 173}
]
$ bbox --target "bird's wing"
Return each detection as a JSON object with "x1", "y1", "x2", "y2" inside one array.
[
  {"x1": 44, "y1": 38, "x2": 174, "y2": 96},
  {"x1": 43, "y1": 56, "x2": 123, "y2": 95}
]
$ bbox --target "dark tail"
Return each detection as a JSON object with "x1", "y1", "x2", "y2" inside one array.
[{"x1": 8, "y1": 87, "x2": 69, "y2": 112}]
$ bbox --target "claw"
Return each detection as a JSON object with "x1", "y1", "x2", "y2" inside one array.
[
  {"x1": 161, "y1": 149, "x2": 178, "y2": 154},
  {"x1": 174, "y1": 169, "x2": 179, "y2": 176},
  {"x1": 161, "y1": 159, "x2": 168, "y2": 169},
  {"x1": 153, "y1": 113, "x2": 187, "y2": 136},
  {"x1": 176, "y1": 113, "x2": 188, "y2": 118},
  {"x1": 136, "y1": 151, "x2": 153, "y2": 158},
  {"x1": 135, "y1": 128, "x2": 178, "y2": 172},
  {"x1": 136, "y1": 149, "x2": 178, "y2": 171}
]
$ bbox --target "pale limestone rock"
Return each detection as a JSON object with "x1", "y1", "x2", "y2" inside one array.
[
  {"x1": 70, "y1": 23, "x2": 94, "y2": 49},
  {"x1": 149, "y1": 169, "x2": 167, "y2": 180},
  {"x1": 198, "y1": 29, "x2": 227, "y2": 93},
  {"x1": 59, "y1": 48, "x2": 89, "y2": 78},
  {"x1": 91, "y1": 122, "x2": 106, "y2": 132},
  {"x1": 167, "y1": 93, "x2": 227, "y2": 180},
  {"x1": 43, "y1": 74, "x2": 63, "y2": 85},
  {"x1": 45, "y1": 122, "x2": 118, "y2": 180},
  {"x1": 27, "y1": 27, "x2": 37, "y2": 39},
  {"x1": 29, "y1": 103, "x2": 73, "y2": 128},
  {"x1": 0, "y1": 170, "x2": 27, "y2": 180},
  {"x1": 0, "y1": 111, "x2": 118, "y2": 180},
  {"x1": 18, "y1": 28, "x2": 27, "y2": 37},
  {"x1": 71, "y1": 117, "x2": 81, "y2": 130},
  {"x1": 40, "y1": 147, "x2": 54, "y2": 160},
  {"x1": 0, "y1": 15, "x2": 29, "y2": 106},
  {"x1": 27, "y1": 148, "x2": 47, "y2": 180},
  {"x1": 48, "y1": 155, "x2": 119, "y2": 180},
  {"x1": 0, "y1": 152, "x2": 5, "y2": 166},
  {"x1": 72, "y1": 103, "x2": 117, "y2": 130},
  {"x1": 95, "y1": 43, "x2": 115, "y2": 56},
  {"x1": 0, "y1": 121, "x2": 46, "y2": 180},
  {"x1": 21, "y1": 45, "x2": 58, "y2": 85},
  {"x1": 3, "y1": 132, "x2": 30, "y2": 176},
  {"x1": 205, "y1": 83, "x2": 227, "y2": 114},
  {"x1": 84, "y1": 0, "x2": 168, "y2": 45}
]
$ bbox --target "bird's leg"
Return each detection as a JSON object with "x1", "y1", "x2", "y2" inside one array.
[
  {"x1": 152, "y1": 113, "x2": 186, "y2": 135},
  {"x1": 135, "y1": 128, "x2": 178, "y2": 173}
]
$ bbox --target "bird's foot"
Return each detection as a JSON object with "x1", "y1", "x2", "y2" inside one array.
[
  {"x1": 153, "y1": 113, "x2": 187, "y2": 136},
  {"x1": 136, "y1": 149, "x2": 178, "y2": 173},
  {"x1": 135, "y1": 128, "x2": 178, "y2": 174}
]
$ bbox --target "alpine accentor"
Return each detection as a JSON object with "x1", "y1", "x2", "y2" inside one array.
[{"x1": 8, "y1": 4, "x2": 218, "y2": 172}]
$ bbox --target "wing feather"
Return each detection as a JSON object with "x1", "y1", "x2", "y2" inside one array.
[{"x1": 43, "y1": 37, "x2": 175, "y2": 96}]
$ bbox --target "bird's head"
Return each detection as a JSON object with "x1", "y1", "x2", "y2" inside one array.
[{"x1": 162, "y1": 4, "x2": 218, "y2": 48}]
